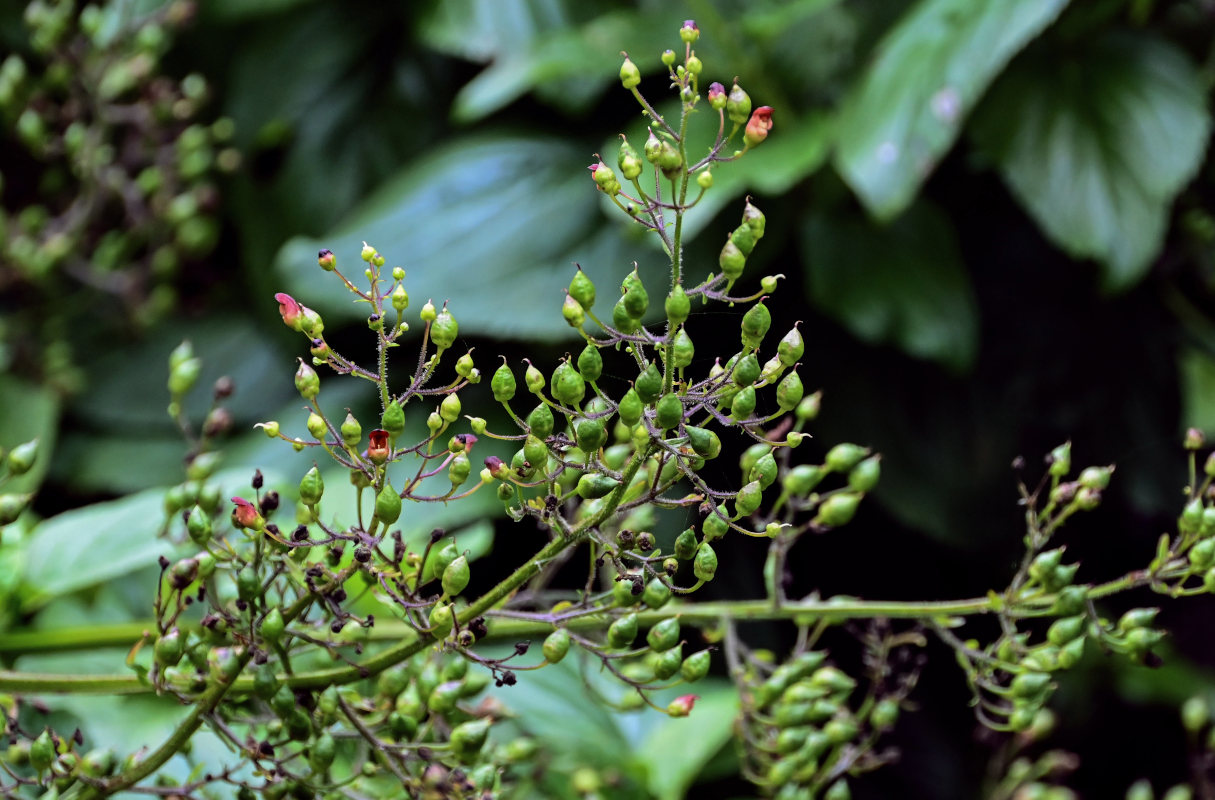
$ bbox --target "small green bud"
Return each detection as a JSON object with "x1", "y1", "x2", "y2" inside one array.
[
  {"x1": 647, "y1": 618, "x2": 681, "y2": 651},
  {"x1": 661, "y1": 49, "x2": 676, "y2": 67},
  {"x1": 6, "y1": 439, "x2": 38, "y2": 475},
  {"x1": 681, "y1": 649, "x2": 711, "y2": 682},
  {"x1": 732, "y1": 353, "x2": 760, "y2": 387},
  {"x1": 258, "y1": 421, "x2": 281, "y2": 438},
  {"x1": 719, "y1": 239, "x2": 745, "y2": 281},
  {"x1": 848, "y1": 455, "x2": 881, "y2": 493},
  {"x1": 740, "y1": 299, "x2": 771, "y2": 349},
  {"x1": 299, "y1": 466, "x2": 324, "y2": 505},
  {"x1": 526, "y1": 403, "x2": 555, "y2": 439},
  {"x1": 1049, "y1": 441, "x2": 1072, "y2": 477},
  {"x1": 261, "y1": 608, "x2": 285, "y2": 644},
  {"x1": 294, "y1": 360, "x2": 320, "y2": 400},
  {"x1": 608, "y1": 613, "x2": 639, "y2": 648},
  {"x1": 169, "y1": 356, "x2": 202, "y2": 396},
  {"x1": 361, "y1": 242, "x2": 376, "y2": 262},
  {"x1": 618, "y1": 388, "x2": 644, "y2": 427},
  {"x1": 655, "y1": 393, "x2": 683, "y2": 430},
  {"x1": 543, "y1": 628, "x2": 571, "y2": 663},
  {"x1": 697, "y1": 170, "x2": 713, "y2": 189},
  {"x1": 449, "y1": 453, "x2": 471, "y2": 486},
  {"x1": 729, "y1": 385, "x2": 756, "y2": 421},
  {"x1": 635, "y1": 362, "x2": 663, "y2": 404},
  {"x1": 551, "y1": 359, "x2": 586, "y2": 406},
  {"x1": 815, "y1": 493, "x2": 861, "y2": 527},
  {"x1": 381, "y1": 400, "x2": 405, "y2": 437},
  {"x1": 440, "y1": 393, "x2": 462, "y2": 423},
  {"x1": 665, "y1": 286, "x2": 690, "y2": 325},
  {"x1": 642, "y1": 577, "x2": 672, "y2": 609},
  {"x1": 619, "y1": 56, "x2": 641, "y2": 89},
  {"x1": 420, "y1": 300, "x2": 437, "y2": 322},
  {"x1": 307, "y1": 412, "x2": 327, "y2": 440},
  {"x1": 726, "y1": 80, "x2": 752, "y2": 125},
  {"x1": 679, "y1": 19, "x2": 699, "y2": 43}
]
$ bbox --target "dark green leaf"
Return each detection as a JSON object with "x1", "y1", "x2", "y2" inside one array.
[
  {"x1": 970, "y1": 32, "x2": 1211, "y2": 289},
  {"x1": 835, "y1": 0, "x2": 1070, "y2": 219},
  {"x1": 802, "y1": 201, "x2": 977, "y2": 371}
]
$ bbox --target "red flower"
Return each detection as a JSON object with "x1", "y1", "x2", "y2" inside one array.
[
  {"x1": 743, "y1": 106, "x2": 773, "y2": 149},
  {"x1": 275, "y1": 293, "x2": 303, "y2": 331},
  {"x1": 667, "y1": 694, "x2": 699, "y2": 717},
  {"x1": 367, "y1": 429, "x2": 390, "y2": 464},
  {"x1": 230, "y1": 497, "x2": 264, "y2": 531}
]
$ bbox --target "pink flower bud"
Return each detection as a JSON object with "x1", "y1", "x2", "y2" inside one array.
[
  {"x1": 317, "y1": 249, "x2": 335, "y2": 271},
  {"x1": 484, "y1": 456, "x2": 509, "y2": 480},
  {"x1": 744, "y1": 106, "x2": 773, "y2": 149},
  {"x1": 274, "y1": 293, "x2": 303, "y2": 331},
  {"x1": 367, "y1": 429, "x2": 390, "y2": 464},
  {"x1": 230, "y1": 496, "x2": 263, "y2": 531},
  {"x1": 667, "y1": 694, "x2": 699, "y2": 717},
  {"x1": 707, "y1": 82, "x2": 726, "y2": 110}
]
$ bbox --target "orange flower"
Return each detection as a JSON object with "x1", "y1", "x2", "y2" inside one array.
[{"x1": 743, "y1": 106, "x2": 773, "y2": 149}]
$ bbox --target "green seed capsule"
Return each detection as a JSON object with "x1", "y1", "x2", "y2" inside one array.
[
  {"x1": 777, "y1": 326, "x2": 804, "y2": 366},
  {"x1": 733, "y1": 353, "x2": 760, "y2": 387},
  {"x1": 686, "y1": 426, "x2": 721, "y2": 459},
  {"x1": 675, "y1": 528, "x2": 698, "y2": 560},
  {"x1": 826, "y1": 443, "x2": 868, "y2": 472},
  {"x1": 431, "y1": 308, "x2": 458, "y2": 352},
  {"x1": 577, "y1": 473, "x2": 620, "y2": 499},
  {"x1": 742, "y1": 198, "x2": 766, "y2": 236},
  {"x1": 730, "y1": 385, "x2": 756, "y2": 420},
  {"x1": 186, "y1": 505, "x2": 212, "y2": 544},
  {"x1": 527, "y1": 403, "x2": 555, "y2": 439},
  {"x1": 575, "y1": 417, "x2": 607, "y2": 453},
  {"x1": 750, "y1": 452, "x2": 778, "y2": 489},
  {"x1": 294, "y1": 361, "x2": 319, "y2": 400},
  {"x1": 492, "y1": 360, "x2": 516, "y2": 402},
  {"x1": 376, "y1": 481, "x2": 402, "y2": 524},
  {"x1": 719, "y1": 239, "x2": 745, "y2": 281},
  {"x1": 236, "y1": 568, "x2": 259, "y2": 600},
  {"x1": 622, "y1": 271, "x2": 648, "y2": 319},
  {"x1": 776, "y1": 371, "x2": 804, "y2": 411},
  {"x1": 6, "y1": 439, "x2": 38, "y2": 475},
  {"x1": 261, "y1": 608, "x2": 285, "y2": 643},
  {"x1": 612, "y1": 296, "x2": 639, "y2": 334},
  {"x1": 647, "y1": 618, "x2": 681, "y2": 651},
  {"x1": 1011, "y1": 671, "x2": 1052, "y2": 699},
  {"x1": 735, "y1": 480, "x2": 763, "y2": 516},
  {"x1": 154, "y1": 628, "x2": 184, "y2": 666},
  {"x1": 608, "y1": 613, "x2": 638, "y2": 648},
  {"x1": 642, "y1": 578, "x2": 671, "y2": 609},
  {"x1": 681, "y1": 649, "x2": 711, "y2": 682},
  {"x1": 654, "y1": 646, "x2": 683, "y2": 680},
  {"x1": 1047, "y1": 615, "x2": 1086, "y2": 646},
  {"x1": 740, "y1": 300, "x2": 771, "y2": 349},
  {"x1": 551, "y1": 360, "x2": 586, "y2": 407},
  {"x1": 448, "y1": 453, "x2": 471, "y2": 486},
  {"x1": 848, "y1": 455, "x2": 881, "y2": 493},
  {"x1": 731, "y1": 223, "x2": 757, "y2": 258},
  {"x1": 299, "y1": 466, "x2": 324, "y2": 506},
  {"x1": 577, "y1": 344, "x2": 603, "y2": 382},
  {"x1": 381, "y1": 400, "x2": 405, "y2": 437},
  {"x1": 670, "y1": 326, "x2": 695, "y2": 369},
  {"x1": 815, "y1": 493, "x2": 861, "y2": 527},
  {"x1": 562, "y1": 293, "x2": 585, "y2": 328},
  {"x1": 440, "y1": 393, "x2": 462, "y2": 422},
  {"x1": 694, "y1": 542, "x2": 718, "y2": 581},
  {"x1": 618, "y1": 388, "x2": 644, "y2": 427},
  {"x1": 635, "y1": 362, "x2": 662, "y2": 404},
  {"x1": 525, "y1": 362, "x2": 545, "y2": 394},
  {"x1": 703, "y1": 507, "x2": 729, "y2": 540},
  {"x1": 665, "y1": 286, "x2": 690, "y2": 325},
  {"x1": 524, "y1": 435, "x2": 548, "y2": 468},
  {"x1": 30, "y1": 729, "x2": 55, "y2": 772},
  {"x1": 442, "y1": 555, "x2": 470, "y2": 596},
  {"x1": 543, "y1": 628, "x2": 571, "y2": 663},
  {"x1": 429, "y1": 603, "x2": 454, "y2": 637},
  {"x1": 655, "y1": 393, "x2": 683, "y2": 430},
  {"x1": 616, "y1": 139, "x2": 643, "y2": 182}
]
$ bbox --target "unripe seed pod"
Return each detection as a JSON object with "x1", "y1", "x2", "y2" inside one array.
[
  {"x1": 617, "y1": 139, "x2": 643, "y2": 182},
  {"x1": 703, "y1": 507, "x2": 729, "y2": 540},
  {"x1": 667, "y1": 327, "x2": 695, "y2": 369},
  {"x1": 170, "y1": 557, "x2": 199, "y2": 590},
  {"x1": 612, "y1": 295, "x2": 639, "y2": 333},
  {"x1": 635, "y1": 362, "x2": 662, "y2": 404},
  {"x1": 448, "y1": 453, "x2": 471, "y2": 487},
  {"x1": 642, "y1": 577, "x2": 672, "y2": 609},
  {"x1": 1049, "y1": 441, "x2": 1072, "y2": 477},
  {"x1": 543, "y1": 628, "x2": 571, "y2": 663},
  {"x1": 340, "y1": 412, "x2": 362, "y2": 447},
  {"x1": 1046, "y1": 615, "x2": 1086, "y2": 646},
  {"x1": 236, "y1": 566, "x2": 259, "y2": 600},
  {"x1": 619, "y1": 56, "x2": 641, "y2": 89},
  {"x1": 578, "y1": 344, "x2": 603, "y2": 382},
  {"x1": 848, "y1": 455, "x2": 881, "y2": 493},
  {"x1": 6, "y1": 439, "x2": 38, "y2": 475},
  {"x1": 647, "y1": 618, "x2": 681, "y2": 651},
  {"x1": 440, "y1": 393, "x2": 462, "y2": 422},
  {"x1": 431, "y1": 308, "x2": 458, "y2": 353},
  {"x1": 306, "y1": 412, "x2": 326, "y2": 440},
  {"x1": 665, "y1": 286, "x2": 690, "y2": 325},
  {"x1": 675, "y1": 528, "x2": 698, "y2": 560},
  {"x1": 186, "y1": 505, "x2": 212, "y2": 544},
  {"x1": 735, "y1": 480, "x2": 763, "y2": 516},
  {"x1": 429, "y1": 602, "x2": 454, "y2": 637},
  {"x1": 719, "y1": 239, "x2": 745, "y2": 281},
  {"x1": 622, "y1": 273, "x2": 648, "y2": 320},
  {"x1": 1056, "y1": 636, "x2": 1085, "y2": 669},
  {"x1": 563, "y1": 292, "x2": 586, "y2": 327},
  {"x1": 729, "y1": 385, "x2": 756, "y2": 420},
  {"x1": 776, "y1": 371, "x2": 804, "y2": 411},
  {"x1": 697, "y1": 169, "x2": 713, "y2": 190},
  {"x1": 551, "y1": 360, "x2": 586, "y2": 406},
  {"x1": 796, "y1": 392, "x2": 822, "y2": 421},
  {"x1": 1190, "y1": 538, "x2": 1215, "y2": 569},
  {"x1": 155, "y1": 628, "x2": 184, "y2": 665},
  {"x1": 1182, "y1": 695, "x2": 1210, "y2": 734},
  {"x1": 1078, "y1": 465, "x2": 1113, "y2": 490},
  {"x1": 381, "y1": 400, "x2": 405, "y2": 437},
  {"x1": 525, "y1": 362, "x2": 545, "y2": 394},
  {"x1": 815, "y1": 493, "x2": 861, "y2": 527},
  {"x1": 30, "y1": 729, "x2": 55, "y2": 772},
  {"x1": 294, "y1": 360, "x2": 320, "y2": 400},
  {"x1": 608, "y1": 613, "x2": 638, "y2": 648},
  {"x1": 1053, "y1": 585, "x2": 1088, "y2": 616},
  {"x1": 1118, "y1": 607, "x2": 1160, "y2": 631},
  {"x1": 686, "y1": 426, "x2": 721, "y2": 459},
  {"x1": 750, "y1": 452, "x2": 778, "y2": 489},
  {"x1": 1011, "y1": 671, "x2": 1053, "y2": 699},
  {"x1": 527, "y1": 403, "x2": 555, "y2": 439},
  {"x1": 491, "y1": 360, "x2": 516, "y2": 403},
  {"x1": 653, "y1": 645, "x2": 683, "y2": 680},
  {"x1": 261, "y1": 608, "x2": 285, "y2": 643},
  {"x1": 694, "y1": 542, "x2": 718, "y2": 581},
  {"x1": 169, "y1": 356, "x2": 202, "y2": 397},
  {"x1": 524, "y1": 435, "x2": 547, "y2": 469},
  {"x1": 733, "y1": 353, "x2": 760, "y2": 387},
  {"x1": 826, "y1": 443, "x2": 868, "y2": 472},
  {"x1": 825, "y1": 780, "x2": 851, "y2": 800},
  {"x1": 590, "y1": 161, "x2": 620, "y2": 196},
  {"x1": 442, "y1": 555, "x2": 470, "y2": 596},
  {"x1": 299, "y1": 466, "x2": 324, "y2": 506},
  {"x1": 575, "y1": 417, "x2": 607, "y2": 453},
  {"x1": 655, "y1": 393, "x2": 683, "y2": 430},
  {"x1": 577, "y1": 473, "x2": 621, "y2": 499},
  {"x1": 376, "y1": 481, "x2": 402, "y2": 524},
  {"x1": 618, "y1": 388, "x2": 643, "y2": 427},
  {"x1": 726, "y1": 81, "x2": 752, "y2": 125},
  {"x1": 731, "y1": 222, "x2": 758, "y2": 258},
  {"x1": 680, "y1": 649, "x2": 711, "y2": 682}
]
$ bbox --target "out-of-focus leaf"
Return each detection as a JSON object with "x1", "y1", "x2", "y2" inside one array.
[
  {"x1": 275, "y1": 136, "x2": 634, "y2": 340},
  {"x1": 630, "y1": 682, "x2": 737, "y2": 800},
  {"x1": 802, "y1": 201, "x2": 977, "y2": 371},
  {"x1": 1180, "y1": 348, "x2": 1215, "y2": 432},
  {"x1": 0, "y1": 375, "x2": 59, "y2": 495},
  {"x1": 198, "y1": 0, "x2": 319, "y2": 22},
  {"x1": 418, "y1": 0, "x2": 575, "y2": 63},
  {"x1": 834, "y1": 0, "x2": 1069, "y2": 220},
  {"x1": 970, "y1": 32, "x2": 1211, "y2": 289}
]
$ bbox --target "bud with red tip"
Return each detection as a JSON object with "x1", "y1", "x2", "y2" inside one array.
[
  {"x1": 275, "y1": 293, "x2": 303, "y2": 331},
  {"x1": 317, "y1": 249, "x2": 335, "y2": 271},
  {"x1": 619, "y1": 55, "x2": 641, "y2": 89},
  {"x1": 230, "y1": 497, "x2": 264, "y2": 531},
  {"x1": 680, "y1": 20, "x2": 699, "y2": 43},
  {"x1": 590, "y1": 161, "x2": 620, "y2": 196},
  {"x1": 708, "y1": 82, "x2": 726, "y2": 110},
  {"x1": 744, "y1": 107, "x2": 773, "y2": 149},
  {"x1": 667, "y1": 694, "x2": 699, "y2": 717}
]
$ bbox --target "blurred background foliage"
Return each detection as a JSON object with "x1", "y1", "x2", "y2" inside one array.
[{"x1": 2, "y1": 0, "x2": 1215, "y2": 797}]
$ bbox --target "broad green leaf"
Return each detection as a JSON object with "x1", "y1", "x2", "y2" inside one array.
[
  {"x1": 834, "y1": 0, "x2": 1069, "y2": 219},
  {"x1": 418, "y1": 0, "x2": 575, "y2": 63},
  {"x1": 802, "y1": 201, "x2": 977, "y2": 371},
  {"x1": 970, "y1": 32, "x2": 1211, "y2": 289},
  {"x1": 275, "y1": 136, "x2": 628, "y2": 340},
  {"x1": 0, "y1": 375, "x2": 59, "y2": 496}
]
